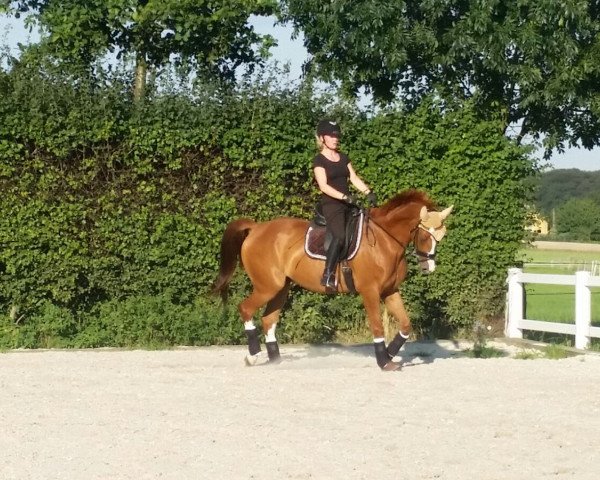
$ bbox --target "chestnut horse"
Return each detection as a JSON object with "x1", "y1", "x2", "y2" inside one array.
[{"x1": 212, "y1": 189, "x2": 453, "y2": 370}]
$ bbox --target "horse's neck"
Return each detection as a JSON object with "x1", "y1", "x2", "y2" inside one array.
[{"x1": 371, "y1": 204, "x2": 421, "y2": 243}]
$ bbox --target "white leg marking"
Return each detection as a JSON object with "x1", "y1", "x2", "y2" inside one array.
[{"x1": 265, "y1": 324, "x2": 277, "y2": 343}]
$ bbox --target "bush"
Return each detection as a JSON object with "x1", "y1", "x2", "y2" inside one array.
[
  {"x1": 277, "y1": 289, "x2": 366, "y2": 344},
  {"x1": 76, "y1": 294, "x2": 244, "y2": 348},
  {"x1": 348, "y1": 99, "x2": 535, "y2": 332},
  {"x1": 0, "y1": 56, "x2": 536, "y2": 347}
]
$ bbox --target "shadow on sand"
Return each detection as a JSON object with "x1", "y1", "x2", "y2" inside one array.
[{"x1": 264, "y1": 339, "x2": 472, "y2": 369}]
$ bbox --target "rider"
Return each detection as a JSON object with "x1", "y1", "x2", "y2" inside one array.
[{"x1": 313, "y1": 119, "x2": 377, "y2": 288}]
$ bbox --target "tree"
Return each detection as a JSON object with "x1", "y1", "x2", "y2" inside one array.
[
  {"x1": 535, "y1": 169, "x2": 600, "y2": 215},
  {"x1": 2, "y1": 0, "x2": 277, "y2": 101},
  {"x1": 283, "y1": 0, "x2": 600, "y2": 155},
  {"x1": 556, "y1": 198, "x2": 600, "y2": 241}
]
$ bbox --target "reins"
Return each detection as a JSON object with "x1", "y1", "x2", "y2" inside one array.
[{"x1": 363, "y1": 208, "x2": 413, "y2": 252}]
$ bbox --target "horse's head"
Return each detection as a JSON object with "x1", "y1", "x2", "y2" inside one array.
[{"x1": 413, "y1": 205, "x2": 453, "y2": 273}]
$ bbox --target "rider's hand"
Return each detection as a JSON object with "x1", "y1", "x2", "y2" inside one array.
[
  {"x1": 366, "y1": 191, "x2": 378, "y2": 207},
  {"x1": 342, "y1": 194, "x2": 358, "y2": 205}
]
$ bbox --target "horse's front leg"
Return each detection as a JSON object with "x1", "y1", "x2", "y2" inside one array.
[
  {"x1": 361, "y1": 290, "x2": 401, "y2": 371},
  {"x1": 383, "y1": 292, "x2": 411, "y2": 359}
]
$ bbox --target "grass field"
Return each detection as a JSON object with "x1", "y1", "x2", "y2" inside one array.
[
  {"x1": 517, "y1": 246, "x2": 600, "y2": 347},
  {"x1": 519, "y1": 248, "x2": 600, "y2": 270}
]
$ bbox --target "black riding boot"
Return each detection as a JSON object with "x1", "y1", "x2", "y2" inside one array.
[{"x1": 321, "y1": 238, "x2": 342, "y2": 289}]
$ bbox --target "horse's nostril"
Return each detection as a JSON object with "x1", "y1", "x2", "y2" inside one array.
[{"x1": 420, "y1": 261, "x2": 436, "y2": 273}]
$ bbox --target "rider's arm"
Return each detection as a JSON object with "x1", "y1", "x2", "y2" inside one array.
[
  {"x1": 348, "y1": 163, "x2": 371, "y2": 194},
  {"x1": 314, "y1": 166, "x2": 347, "y2": 200}
]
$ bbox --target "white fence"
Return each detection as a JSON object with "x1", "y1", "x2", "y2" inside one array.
[{"x1": 505, "y1": 268, "x2": 600, "y2": 349}]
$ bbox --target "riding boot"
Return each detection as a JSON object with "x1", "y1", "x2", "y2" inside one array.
[{"x1": 320, "y1": 238, "x2": 342, "y2": 288}]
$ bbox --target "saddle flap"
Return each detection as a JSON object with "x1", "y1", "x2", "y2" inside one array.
[{"x1": 304, "y1": 210, "x2": 365, "y2": 261}]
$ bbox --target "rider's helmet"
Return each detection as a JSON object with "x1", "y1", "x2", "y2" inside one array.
[{"x1": 316, "y1": 119, "x2": 341, "y2": 137}]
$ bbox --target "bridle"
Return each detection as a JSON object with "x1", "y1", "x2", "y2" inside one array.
[
  {"x1": 412, "y1": 225, "x2": 439, "y2": 261},
  {"x1": 365, "y1": 211, "x2": 441, "y2": 262}
]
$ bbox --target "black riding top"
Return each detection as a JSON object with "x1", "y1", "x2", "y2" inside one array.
[{"x1": 313, "y1": 152, "x2": 351, "y2": 198}]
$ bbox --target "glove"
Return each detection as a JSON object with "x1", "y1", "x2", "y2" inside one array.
[
  {"x1": 342, "y1": 194, "x2": 358, "y2": 205},
  {"x1": 366, "y1": 191, "x2": 378, "y2": 207}
]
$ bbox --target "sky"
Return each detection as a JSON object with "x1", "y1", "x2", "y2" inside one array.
[{"x1": 1, "y1": 14, "x2": 598, "y2": 172}]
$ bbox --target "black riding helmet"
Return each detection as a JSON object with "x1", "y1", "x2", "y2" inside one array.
[{"x1": 316, "y1": 119, "x2": 341, "y2": 137}]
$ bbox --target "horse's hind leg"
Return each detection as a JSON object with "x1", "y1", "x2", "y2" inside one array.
[
  {"x1": 239, "y1": 280, "x2": 288, "y2": 366},
  {"x1": 261, "y1": 280, "x2": 291, "y2": 363},
  {"x1": 383, "y1": 292, "x2": 411, "y2": 359},
  {"x1": 239, "y1": 288, "x2": 274, "y2": 365}
]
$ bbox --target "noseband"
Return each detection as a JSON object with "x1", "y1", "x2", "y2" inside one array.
[{"x1": 412, "y1": 225, "x2": 438, "y2": 261}]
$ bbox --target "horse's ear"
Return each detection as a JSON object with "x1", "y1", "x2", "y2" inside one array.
[
  {"x1": 420, "y1": 206, "x2": 429, "y2": 222},
  {"x1": 440, "y1": 205, "x2": 454, "y2": 220}
]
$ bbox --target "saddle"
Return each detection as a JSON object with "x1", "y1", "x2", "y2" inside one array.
[{"x1": 304, "y1": 206, "x2": 364, "y2": 261}]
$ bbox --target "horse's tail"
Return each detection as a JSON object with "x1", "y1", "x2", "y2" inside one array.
[{"x1": 211, "y1": 218, "x2": 255, "y2": 302}]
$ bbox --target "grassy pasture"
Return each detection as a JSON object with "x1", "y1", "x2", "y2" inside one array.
[{"x1": 517, "y1": 246, "x2": 600, "y2": 347}]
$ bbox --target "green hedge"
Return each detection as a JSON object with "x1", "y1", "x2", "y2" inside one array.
[{"x1": 0, "y1": 56, "x2": 537, "y2": 347}]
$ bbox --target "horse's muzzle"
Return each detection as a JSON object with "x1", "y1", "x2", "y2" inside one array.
[{"x1": 419, "y1": 259, "x2": 436, "y2": 273}]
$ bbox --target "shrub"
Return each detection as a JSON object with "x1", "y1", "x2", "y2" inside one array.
[{"x1": 0, "y1": 56, "x2": 535, "y2": 346}]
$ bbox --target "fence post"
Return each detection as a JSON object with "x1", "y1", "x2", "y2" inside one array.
[
  {"x1": 575, "y1": 271, "x2": 591, "y2": 350},
  {"x1": 505, "y1": 268, "x2": 523, "y2": 339}
]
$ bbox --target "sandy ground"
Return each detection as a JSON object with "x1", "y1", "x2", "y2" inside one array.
[{"x1": 1, "y1": 341, "x2": 600, "y2": 480}]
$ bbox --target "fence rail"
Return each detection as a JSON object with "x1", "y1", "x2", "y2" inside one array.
[{"x1": 505, "y1": 268, "x2": 600, "y2": 349}]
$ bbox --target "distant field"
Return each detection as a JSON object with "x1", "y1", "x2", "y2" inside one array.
[
  {"x1": 531, "y1": 240, "x2": 600, "y2": 253},
  {"x1": 519, "y1": 247, "x2": 600, "y2": 271},
  {"x1": 516, "y1": 246, "x2": 600, "y2": 346}
]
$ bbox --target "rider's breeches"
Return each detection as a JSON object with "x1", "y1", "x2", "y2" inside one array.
[{"x1": 321, "y1": 199, "x2": 348, "y2": 241}]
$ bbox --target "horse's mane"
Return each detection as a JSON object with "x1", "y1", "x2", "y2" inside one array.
[{"x1": 375, "y1": 189, "x2": 436, "y2": 217}]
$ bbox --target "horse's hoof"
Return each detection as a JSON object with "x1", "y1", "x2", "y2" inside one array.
[
  {"x1": 382, "y1": 361, "x2": 402, "y2": 371},
  {"x1": 244, "y1": 353, "x2": 271, "y2": 367},
  {"x1": 268, "y1": 355, "x2": 283, "y2": 365}
]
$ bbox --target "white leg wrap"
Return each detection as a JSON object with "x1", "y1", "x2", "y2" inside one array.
[
  {"x1": 244, "y1": 320, "x2": 256, "y2": 331},
  {"x1": 245, "y1": 353, "x2": 262, "y2": 366},
  {"x1": 265, "y1": 324, "x2": 277, "y2": 343},
  {"x1": 373, "y1": 337, "x2": 385, "y2": 343}
]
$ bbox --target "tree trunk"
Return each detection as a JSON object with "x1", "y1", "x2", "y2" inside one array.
[
  {"x1": 133, "y1": 54, "x2": 147, "y2": 103},
  {"x1": 515, "y1": 117, "x2": 529, "y2": 146}
]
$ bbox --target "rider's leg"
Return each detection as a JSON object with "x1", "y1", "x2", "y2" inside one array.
[
  {"x1": 321, "y1": 237, "x2": 342, "y2": 288},
  {"x1": 320, "y1": 201, "x2": 347, "y2": 288}
]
